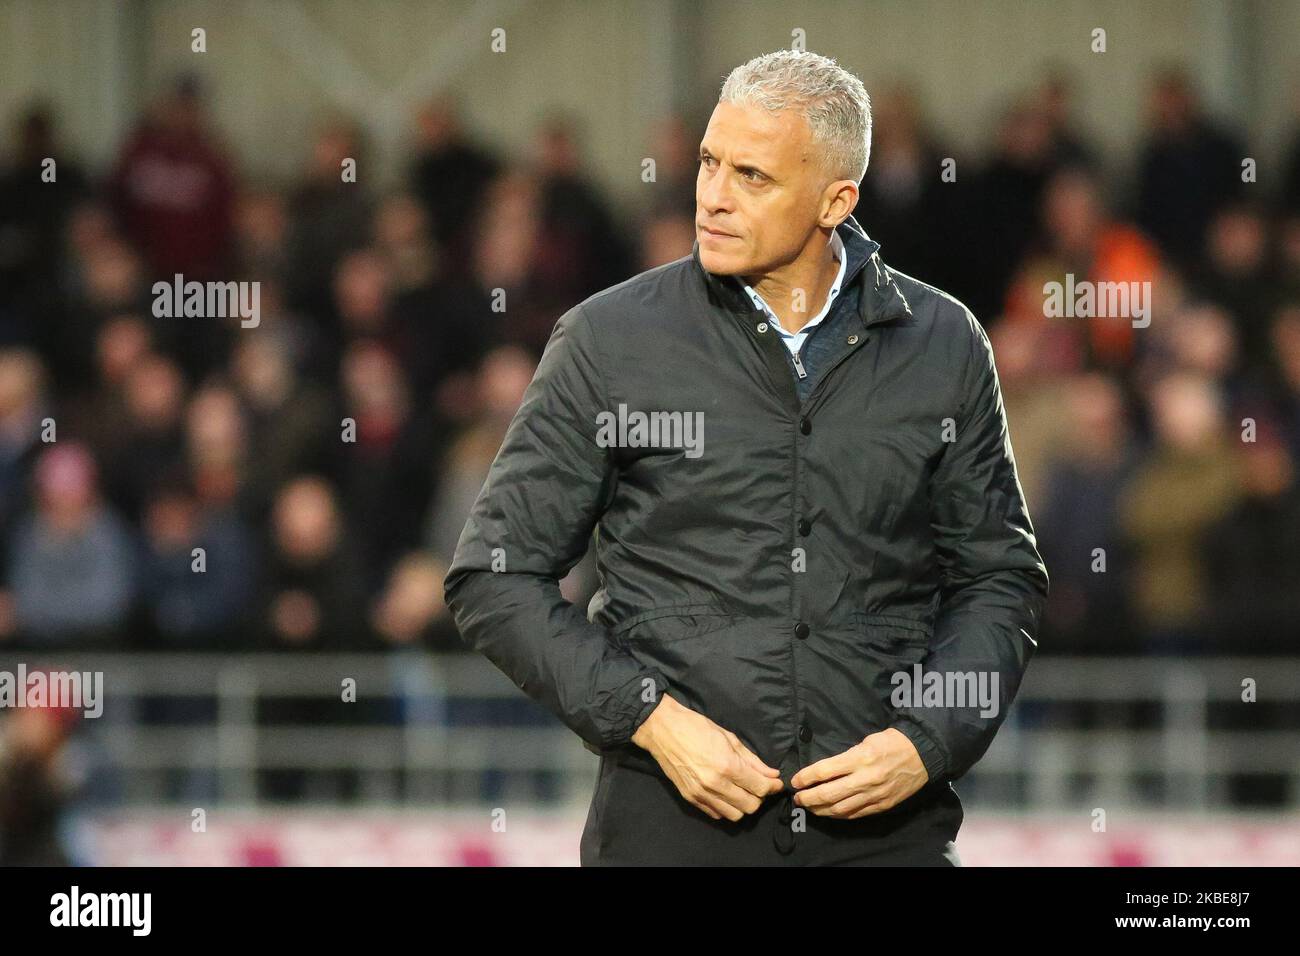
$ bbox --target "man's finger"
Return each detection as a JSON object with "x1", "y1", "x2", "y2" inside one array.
[
  {"x1": 845, "y1": 795, "x2": 894, "y2": 818},
  {"x1": 729, "y1": 747, "x2": 785, "y2": 797},
  {"x1": 794, "y1": 773, "x2": 862, "y2": 810},
  {"x1": 703, "y1": 775, "x2": 763, "y2": 818},
  {"x1": 824, "y1": 790, "x2": 884, "y2": 818},
  {"x1": 725, "y1": 731, "x2": 782, "y2": 778},
  {"x1": 791, "y1": 749, "x2": 857, "y2": 790}
]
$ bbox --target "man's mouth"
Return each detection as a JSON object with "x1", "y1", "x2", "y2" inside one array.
[{"x1": 699, "y1": 224, "x2": 739, "y2": 239}]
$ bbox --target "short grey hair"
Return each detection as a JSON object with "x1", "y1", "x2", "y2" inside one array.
[{"x1": 719, "y1": 50, "x2": 872, "y2": 184}]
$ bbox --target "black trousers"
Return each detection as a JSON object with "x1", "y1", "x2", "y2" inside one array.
[{"x1": 580, "y1": 752, "x2": 964, "y2": 866}]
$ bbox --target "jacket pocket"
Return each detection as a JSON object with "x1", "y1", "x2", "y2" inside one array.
[
  {"x1": 611, "y1": 603, "x2": 746, "y2": 741},
  {"x1": 611, "y1": 603, "x2": 738, "y2": 644},
  {"x1": 854, "y1": 612, "x2": 934, "y2": 719}
]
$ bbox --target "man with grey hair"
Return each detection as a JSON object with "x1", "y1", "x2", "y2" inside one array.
[{"x1": 446, "y1": 50, "x2": 1048, "y2": 865}]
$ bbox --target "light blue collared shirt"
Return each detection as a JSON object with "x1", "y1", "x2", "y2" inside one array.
[{"x1": 741, "y1": 229, "x2": 847, "y2": 357}]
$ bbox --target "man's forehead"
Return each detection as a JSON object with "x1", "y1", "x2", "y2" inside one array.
[{"x1": 701, "y1": 101, "x2": 811, "y2": 165}]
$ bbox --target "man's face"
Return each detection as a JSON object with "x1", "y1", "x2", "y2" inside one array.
[{"x1": 695, "y1": 100, "x2": 833, "y2": 276}]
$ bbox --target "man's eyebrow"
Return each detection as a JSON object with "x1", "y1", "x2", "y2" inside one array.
[{"x1": 699, "y1": 147, "x2": 771, "y2": 177}]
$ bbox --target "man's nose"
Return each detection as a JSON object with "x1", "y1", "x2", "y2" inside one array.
[{"x1": 698, "y1": 169, "x2": 734, "y2": 213}]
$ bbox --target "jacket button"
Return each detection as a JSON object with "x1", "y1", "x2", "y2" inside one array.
[
  {"x1": 797, "y1": 518, "x2": 811, "y2": 536},
  {"x1": 799, "y1": 417, "x2": 811, "y2": 435},
  {"x1": 798, "y1": 724, "x2": 813, "y2": 743},
  {"x1": 794, "y1": 622, "x2": 810, "y2": 640}
]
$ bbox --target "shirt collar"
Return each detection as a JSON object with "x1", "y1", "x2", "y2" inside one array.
[
  {"x1": 740, "y1": 230, "x2": 848, "y2": 337},
  {"x1": 692, "y1": 213, "x2": 913, "y2": 330}
]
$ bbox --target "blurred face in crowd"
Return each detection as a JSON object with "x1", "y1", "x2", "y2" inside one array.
[
  {"x1": 1065, "y1": 373, "x2": 1127, "y2": 460},
  {"x1": 83, "y1": 239, "x2": 142, "y2": 309},
  {"x1": 1150, "y1": 373, "x2": 1223, "y2": 452},
  {"x1": 695, "y1": 100, "x2": 856, "y2": 279},
  {"x1": 187, "y1": 385, "x2": 247, "y2": 466},
  {"x1": 0, "y1": 349, "x2": 44, "y2": 421},
  {"x1": 273, "y1": 477, "x2": 340, "y2": 563},
  {"x1": 1150, "y1": 75, "x2": 1195, "y2": 133},
  {"x1": 333, "y1": 251, "x2": 391, "y2": 333},
  {"x1": 309, "y1": 123, "x2": 358, "y2": 179},
  {"x1": 1241, "y1": 440, "x2": 1294, "y2": 498},
  {"x1": 35, "y1": 445, "x2": 98, "y2": 531},
  {"x1": 145, "y1": 489, "x2": 198, "y2": 549},
  {"x1": 341, "y1": 342, "x2": 408, "y2": 427},
  {"x1": 477, "y1": 346, "x2": 535, "y2": 421},
  {"x1": 1044, "y1": 169, "x2": 1103, "y2": 253},
  {"x1": 125, "y1": 355, "x2": 185, "y2": 431},
  {"x1": 235, "y1": 191, "x2": 287, "y2": 250},
  {"x1": 998, "y1": 100, "x2": 1053, "y2": 166},
  {"x1": 233, "y1": 335, "x2": 293, "y2": 409},
  {"x1": 96, "y1": 316, "x2": 150, "y2": 385},
  {"x1": 1173, "y1": 305, "x2": 1238, "y2": 377},
  {"x1": 1207, "y1": 208, "x2": 1266, "y2": 273}
]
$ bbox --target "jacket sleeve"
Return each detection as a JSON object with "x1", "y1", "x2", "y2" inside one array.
[
  {"x1": 889, "y1": 310, "x2": 1050, "y2": 784},
  {"x1": 442, "y1": 303, "x2": 668, "y2": 751}
]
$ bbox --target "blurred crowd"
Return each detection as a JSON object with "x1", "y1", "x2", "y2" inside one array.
[{"x1": 0, "y1": 66, "x2": 1298, "y2": 666}]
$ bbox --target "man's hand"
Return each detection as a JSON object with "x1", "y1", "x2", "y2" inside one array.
[
  {"x1": 631, "y1": 694, "x2": 784, "y2": 821},
  {"x1": 790, "y1": 727, "x2": 928, "y2": 818}
]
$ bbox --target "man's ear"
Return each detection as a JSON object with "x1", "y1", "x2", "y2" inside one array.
[{"x1": 820, "y1": 179, "x2": 859, "y2": 228}]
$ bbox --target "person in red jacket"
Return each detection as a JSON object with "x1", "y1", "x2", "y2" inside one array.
[{"x1": 108, "y1": 75, "x2": 236, "y2": 281}]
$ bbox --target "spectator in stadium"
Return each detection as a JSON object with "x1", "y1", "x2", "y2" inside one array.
[
  {"x1": 285, "y1": 117, "x2": 373, "y2": 322},
  {"x1": 335, "y1": 341, "x2": 438, "y2": 592},
  {"x1": 1195, "y1": 201, "x2": 1278, "y2": 369},
  {"x1": 1003, "y1": 165, "x2": 1162, "y2": 370},
  {"x1": 425, "y1": 345, "x2": 534, "y2": 564},
  {"x1": 0, "y1": 349, "x2": 48, "y2": 573},
  {"x1": 229, "y1": 331, "x2": 336, "y2": 523},
  {"x1": 1036, "y1": 373, "x2": 1140, "y2": 656},
  {"x1": 409, "y1": 93, "x2": 501, "y2": 275},
  {"x1": 4, "y1": 443, "x2": 137, "y2": 647},
  {"x1": 0, "y1": 701, "x2": 82, "y2": 866},
  {"x1": 640, "y1": 113, "x2": 701, "y2": 223},
  {"x1": 107, "y1": 74, "x2": 236, "y2": 280},
  {"x1": 371, "y1": 551, "x2": 461, "y2": 652},
  {"x1": 1204, "y1": 425, "x2": 1300, "y2": 654},
  {"x1": 0, "y1": 105, "x2": 88, "y2": 324},
  {"x1": 531, "y1": 111, "x2": 636, "y2": 304},
  {"x1": 1134, "y1": 66, "x2": 1247, "y2": 272},
  {"x1": 259, "y1": 475, "x2": 366, "y2": 650},
  {"x1": 637, "y1": 208, "x2": 696, "y2": 271},
  {"x1": 854, "y1": 81, "x2": 951, "y2": 283},
  {"x1": 1117, "y1": 371, "x2": 1243, "y2": 654},
  {"x1": 139, "y1": 470, "x2": 258, "y2": 650},
  {"x1": 96, "y1": 352, "x2": 187, "y2": 523},
  {"x1": 1265, "y1": 305, "x2": 1300, "y2": 463}
]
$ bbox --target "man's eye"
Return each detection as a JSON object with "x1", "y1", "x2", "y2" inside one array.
[{"x1": 742, "y1": 169, "x2": 762, "y2": 182}]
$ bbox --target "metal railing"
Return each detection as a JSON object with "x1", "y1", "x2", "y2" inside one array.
[{"x1": 2, "y1": 652, "x2": 1297, "y2": 810}]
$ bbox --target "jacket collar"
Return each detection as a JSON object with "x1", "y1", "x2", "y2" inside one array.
[{"x1": 692, "y1": 212, "x2": 913, "y2": 330}]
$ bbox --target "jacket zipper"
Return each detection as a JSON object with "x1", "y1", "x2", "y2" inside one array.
[{"x1": 790, "y1": 349, "x2": 808, "y2": 379}]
